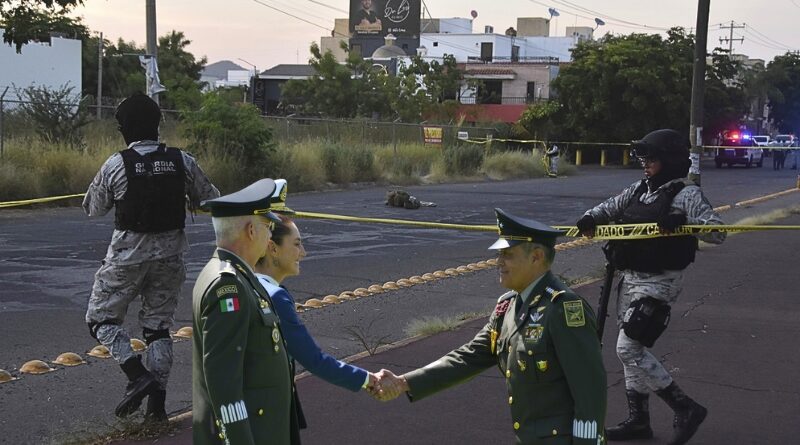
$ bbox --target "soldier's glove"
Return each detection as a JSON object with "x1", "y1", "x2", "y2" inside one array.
[
  {"x1": 657, "y1": 213, "x2": 687, "y2": 233},
  {"x1": 576, "y1": 215, "x2": 597, "y2": 237}
]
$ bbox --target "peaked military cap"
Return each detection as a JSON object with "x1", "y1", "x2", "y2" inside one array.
[
  {"x1": 269, "y1": 179, "x2": 294, "y2": 214},
  {"x1": 201, "y1": 178, "x2": 281, "y2": 221},
  {"x1": 488, "y1": 208, "x2": 564, "y2": 250}
]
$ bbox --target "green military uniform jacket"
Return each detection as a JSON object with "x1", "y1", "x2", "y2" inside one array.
[
  {"x1": 405, "y1": 271, "x2": 607, "y2": 445},
  {"x1": 192, "y1": 249, "x2": 300, "y2": 445}
]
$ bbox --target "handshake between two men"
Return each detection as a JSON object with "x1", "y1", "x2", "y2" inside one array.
[{"x1": 365, "y1": 369, "x2": 408, "y2": 402}]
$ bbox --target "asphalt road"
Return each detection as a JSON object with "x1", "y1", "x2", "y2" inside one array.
[{"x1": 0, "y1": 162, "x2": 797, "y2": 443}]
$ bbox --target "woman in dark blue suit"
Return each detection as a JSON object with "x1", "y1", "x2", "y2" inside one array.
[{"x1": 254, "y1": 215, "x2": 377, "y2": 394}]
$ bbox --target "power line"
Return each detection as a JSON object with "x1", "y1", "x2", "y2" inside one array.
[
  {"x1": 251, "y1": 0, "x2": 349, "y2": 39},
  {"x1": 307, "y1": 0, "x2": 347, "y2": 14},
  {"x1": 744, "y1": 23, "x2": 796, "y2": 49}
]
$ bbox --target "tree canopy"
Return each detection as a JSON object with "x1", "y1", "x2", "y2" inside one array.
[
  {"x1": 1, "y1": 0, "x2": 85, "y2": 51},
  {"x1": 763, "y1": 52, "x2": 800, "y2": 134},
  {"x1": 281, "y1": 43, "x2": 466, "y2": 122},
  {"x1": 539, "y1": 28, "x2": 747, "y2": 143}
]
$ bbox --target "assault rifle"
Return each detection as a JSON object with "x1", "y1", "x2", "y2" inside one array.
[{"x1": 597, "y1": 244, "x2": 615, "y2": 347}]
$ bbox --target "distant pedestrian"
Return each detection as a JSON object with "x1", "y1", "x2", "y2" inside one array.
[
  {"x1": 84, "y1": 92, "x2": 219, "y2": 421},
  {"x1": 546, "y1": 143, "x2": 560, "y2": 177},
  {"x1": 775, "y1": 148, "x2": 787, "y2": 170}
]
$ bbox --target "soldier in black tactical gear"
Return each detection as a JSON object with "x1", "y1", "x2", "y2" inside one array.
[
  {"x1": 83, "y1": 92, "x2": 219, "y2": 421},
  {"x1": 575, "y1": 129, "x2": 725, "y2": 445}
]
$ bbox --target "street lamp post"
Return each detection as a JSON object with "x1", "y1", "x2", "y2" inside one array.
[{"x1": 238, "y1": 58, "x2": 258, "y2": 103}]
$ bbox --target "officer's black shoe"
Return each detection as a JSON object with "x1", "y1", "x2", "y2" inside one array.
[
  {"x1": 116, "y1": 356, "x2": 159, "y2": 418},
  {"x1": 655, "y1": 382, "x2": 707, "y2": 445},
  {"x1": 606, "y1": 390, "x2": 653, "y2": 441},
  {"x1": 144, "y1": 389, "x2": 168, "y2": 423}
]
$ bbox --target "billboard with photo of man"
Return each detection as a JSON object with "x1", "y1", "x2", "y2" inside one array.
[{"x1": 350, "y1": 0, "x2": 420, "y2": 37}]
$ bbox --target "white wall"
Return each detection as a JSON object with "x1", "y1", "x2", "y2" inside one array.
[
  {"x1": 0, "y1": 29, "x2": 82, "y2": 104},
  {"x1": 421, "y1": 33, "x2": 578, "y2": 63}
]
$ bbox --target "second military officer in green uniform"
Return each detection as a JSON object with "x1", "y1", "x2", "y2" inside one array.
[
  {"x1": 378, "y1": 208, "x2": 607, "y2": 444},
  {"x1": 192, "y1": 178, "x2": 300, "y2": 445}
]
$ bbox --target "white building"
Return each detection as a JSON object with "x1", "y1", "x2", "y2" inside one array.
[{"x1": 0, "y1": 29, "x2": 82, "y2": 105}]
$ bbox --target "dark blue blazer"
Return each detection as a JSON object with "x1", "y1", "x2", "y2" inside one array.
[{"x1": 257, "y1": 274, "x2": 368, "y2": 392}]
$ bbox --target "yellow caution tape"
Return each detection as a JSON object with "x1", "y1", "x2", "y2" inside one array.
[
  {"x1": 0, "y1": 193, "x2": 85, "y2": 209},
  {"x1": 294, "y1": 211, "x2": 800, "y2": 240}
]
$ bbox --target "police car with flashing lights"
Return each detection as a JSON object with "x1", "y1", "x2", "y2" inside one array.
[{"x1": 714, "y1": 132, "x2": 763, "y2": 168}]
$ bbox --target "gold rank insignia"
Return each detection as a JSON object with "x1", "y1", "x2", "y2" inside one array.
[
  {"x1": 517, "y1": 359, "x2": 527, "y2": 371},
  {"x1": 537, "y1": 360, "x2": 548, "y2": 372},
  {"x1": 531, "y1": 294, "x2": 541, "y2": 306},
  {"x1": 490, "y1": 329, "x2": 499, "y2": 354},
  {"x1": 563, "y1": 300, "x2": 586, "y2": 327}
]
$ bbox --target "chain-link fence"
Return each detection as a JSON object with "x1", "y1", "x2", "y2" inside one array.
[{"x1": 261, "y1": 115, "x2": 497, "y2": 149}]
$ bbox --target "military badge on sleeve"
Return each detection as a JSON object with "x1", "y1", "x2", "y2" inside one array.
[{"x1": 563, "y1": 300, "x2": 586, "y2": 327}]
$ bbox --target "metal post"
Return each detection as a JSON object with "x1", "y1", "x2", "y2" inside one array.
[
  {"x1": 575, "y1": 148, "x2": 582, "y2": 166},
  {"x1": 623, "y1": 149, "x2": 630, "y2": 166},
  {"x1": 392, "y1": 120, "x2": 397, "y2": 154},
  {"x1": 688, "y1": 0, "x2": 710, "y2": 185},
  {"x1": 145, "y1": 0, "x2": 159, "y2": 105},
  {"x1": 0, "y1": 86, "x2": 8, "y2": 159},
  {"x1": 600, "y1": 149, "x2": 607, "y2": 166},
  {"x1": 96, "y1": 32, "x2": 103, "y2": 120}
]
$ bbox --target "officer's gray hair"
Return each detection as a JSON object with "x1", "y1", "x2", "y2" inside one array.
[
  {"x1": 212, "y1": 215, "x2": 257, "y2": 243},
  {"x1": 522, "y1": 242, "x2": 555, "y2": 265}
]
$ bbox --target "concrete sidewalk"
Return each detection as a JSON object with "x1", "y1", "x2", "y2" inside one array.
[{"x1": 119, "y1": 212, "x2": 800, "y2": 445}]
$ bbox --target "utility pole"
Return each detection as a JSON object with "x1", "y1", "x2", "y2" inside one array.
[
  {"x1": 96, "y1": 32, "x2": 103, "y2": 120},
  {"x1": 689, "y1": 0, "x2": 710, "y2": 185},
  {"x1": 145, "y1": 0, "x2": 159, "y2": 104},
  {"x1": 719, "y1": 20, "x2": 744, "y2": 54}
]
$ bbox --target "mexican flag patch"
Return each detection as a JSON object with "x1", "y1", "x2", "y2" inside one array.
[{"x1": 220, "y1": 297, "x2": 240, "y2": 313}]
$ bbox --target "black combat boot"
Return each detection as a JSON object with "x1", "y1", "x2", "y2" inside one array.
[
  {"x1": 655, "y1": 382, "x2": 708, "y2": 445},
  {"x1": 606, "y1": 390, "x2": 654, "y2": 441},
  {"x1": 116, "y1": 356, "x2": 159, "y2": 418},
  {"x1": 144, "y1": 389, "x2": 168, "y2": 423}
]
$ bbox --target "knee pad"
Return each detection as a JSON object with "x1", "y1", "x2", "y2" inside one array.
[
  {"x1": 622, "y1": 297, "x2": 671, "y2": 348},
  {"x1": 88, "y1": 321, "x2": 120, "y2": 341},
  {"x1": 143, "y1": 328, "x2": 171, "y2": 345}
]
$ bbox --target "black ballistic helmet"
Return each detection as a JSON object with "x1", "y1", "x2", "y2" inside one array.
[
  {"x1": 115, "y1": 92, "x2": 161, "y2": 144},
  {"x1": 631, "y1": 129, "x2": 690, "y2": 164},
  {"x1": 632, "y1": 129, "x2": 691, "y2": 180}
]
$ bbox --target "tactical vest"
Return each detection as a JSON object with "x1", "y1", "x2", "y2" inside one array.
[
  {"x1": 606, "y1": 180, "x2": 697, "y2": 273},
  {"x1": 115, "y1": 144, "x2": 186, "y2": 232}
]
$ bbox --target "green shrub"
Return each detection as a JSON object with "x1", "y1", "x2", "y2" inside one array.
[
  {"x1": 0, "y1": 163, "x2": 42, "y2": 201},
  {"x1": 374, "y1": 143, "x2": 439, "y2": 183},
  {"x1": 442, "y1": 143, "x2": 484, "y2": 176},
  {"x1": 482, "y1": 150, "x2": 545, "y2": 180},
  {"x1": 321, "y1": 142, "x2": 377, "y2": 184},
  {"x1": 182, "y1": 93, "x2": 274, "y2": 181},
  {"x1": 270, "y1": 142, "x2": 327, "y2": 192}
]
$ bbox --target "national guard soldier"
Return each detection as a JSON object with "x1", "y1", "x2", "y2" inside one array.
[
  {"x1": 377, "y1": 209, "x2": 607, "y2": 445},
  {"x1": 575, "y1": 129, "x2": 725, "y2": 445},
  {"x1": 83, "y1": 92, "x2": 219, "y2": 420},
  {"x1": 193, "y1": 178, "x2": 299, "y2": 445}
]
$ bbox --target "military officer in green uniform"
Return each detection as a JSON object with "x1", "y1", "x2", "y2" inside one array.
[
  {"x1": 377, "y1": 208, "x2": 607, "y2": 444},
  {"x1": 192, "y1": 178, "x2": 300, "y2": 445}
]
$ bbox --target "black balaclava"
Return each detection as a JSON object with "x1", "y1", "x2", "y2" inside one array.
[
  {"x1": 115, "y1": 92, "x2": 161, "y2": 145},
  {"x1": 631, "y1": 129, "x2": 691, "y2": 191}
]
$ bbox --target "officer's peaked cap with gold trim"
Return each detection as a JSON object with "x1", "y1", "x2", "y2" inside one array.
[
  {"x1": 269, "y1": 179, "x2": 294, "y2": 214},
  {"x1": 201, "y1": 178, "x2": 281, "y2": 221},
  {"x1": 488, "y1": 208, "x2": 564, "y2": 250}
]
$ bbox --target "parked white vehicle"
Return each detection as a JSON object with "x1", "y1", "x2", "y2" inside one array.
[{"x1": 752, "y1": 135, "x2": 770, "y2": 147}]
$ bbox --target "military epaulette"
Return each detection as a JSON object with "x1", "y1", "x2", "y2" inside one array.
[
  {"x1": 219, "y1": 260, "x2": 237, "y2": 276},
  {"x1": 497, "y1": 291, "x2": 517, "y2": 303},
  {"x1": 493, "y1": 291, "x2": 516, "y2": 317},
  {"x1": 546, "y1": 286, "x2": 566, "y2": 302}
]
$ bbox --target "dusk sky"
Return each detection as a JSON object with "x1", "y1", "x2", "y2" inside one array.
[{"x1": 74, "y1": 0, "x2": 800, "y2": 71}]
